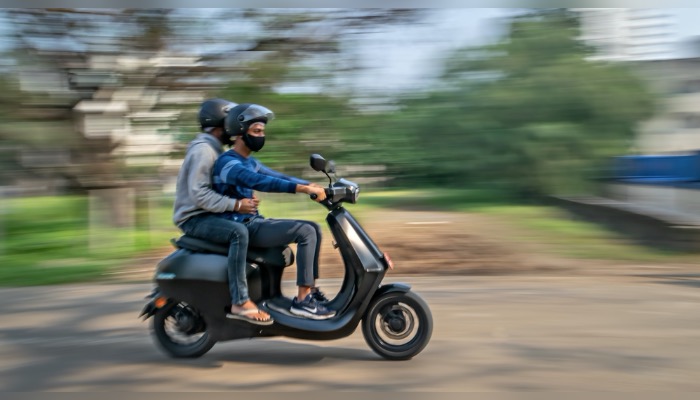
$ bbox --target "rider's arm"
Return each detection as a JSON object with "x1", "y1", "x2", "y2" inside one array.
[
  {"x1": 217, "y1": 156, "x2": 325, "y2": 201},
  {"x1": 186, "y1": 143, "x2": 238, "y2": 212},
  {"x1": 257, "y1": 163, "x2": 310, "y2": 186},
  {"x1": 217, "y1": 158, "x2": 298, "y2": 194}
]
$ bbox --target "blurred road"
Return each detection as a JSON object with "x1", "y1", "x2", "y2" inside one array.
[{"x1": 1, "y1": 272, "x2": 700, "y2": 391}]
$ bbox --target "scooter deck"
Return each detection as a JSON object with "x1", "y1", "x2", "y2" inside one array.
[
  {"x1": 263, "y1": 295, "x2": 337, "y2": 320},
  {"x1": 263, "y1": 296, "x2": 295, "y2": 317}
]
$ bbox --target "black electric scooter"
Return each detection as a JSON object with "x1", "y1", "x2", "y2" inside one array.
[{"x1": 140, "y1": 154, "x2": 433, "y2": 360}]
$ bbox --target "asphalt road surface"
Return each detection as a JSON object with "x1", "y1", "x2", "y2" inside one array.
[{"x1": 1, "y1": 272, "x2": 700, "y2": 391}]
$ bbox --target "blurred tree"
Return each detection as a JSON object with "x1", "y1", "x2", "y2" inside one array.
[
  {"x1": 0, "y1": 73, "x2": 23, "y2": 187},
  {"x1": 207, "y1": 9, "x2": 426, "y2": 178},
  {"x1": 384, "y1": 9, "x2": 655, "y2": 199},
  {"x1": 3, "y1": 9, "x2": 169, "y2": 192},
  {"x1": 1, "y1": 8, "x2": 427, "y2": 196},
  {"x1": 1, "y1": 9, "x2": 198, "y2": 226}
]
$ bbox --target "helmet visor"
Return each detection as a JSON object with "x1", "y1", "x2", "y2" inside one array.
[{"x1": 239, "y1": 105, "x2": 275, "y2": 123}]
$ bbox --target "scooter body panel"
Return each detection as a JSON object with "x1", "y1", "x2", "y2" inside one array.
[
  {"x1": 328, "y1": 209, "x2": 386, "y2": 273},
  {"x1": 250, "y1": 207, "x2": 390, "y2": 340},
  {"x1": 156, "y1": 249, "x2": 227, "y2": 282},
  {"x1": 155, "y1": 250, "x2": 275, "y2": 341}
]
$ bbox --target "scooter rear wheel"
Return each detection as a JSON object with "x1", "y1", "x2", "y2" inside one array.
[
  {"x1": 151, "y1": 301, "x2": 216, "y2": 358},
  {"x1": 362, "y1": 291, "x2": 433, "y2": 360}
]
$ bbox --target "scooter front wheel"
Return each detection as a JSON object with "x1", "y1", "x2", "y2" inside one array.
[
  {"x1": 151, "y1": 300, "x2": 216, "y2": 358},
  {"x1": 362, "y1": 291, "x2": 433, "y2": 360}
]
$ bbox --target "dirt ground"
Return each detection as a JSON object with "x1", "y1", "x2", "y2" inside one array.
[
  {"x1": 317, "y1": 210, "x2": 556, "y2": 277},
  {"x1": 311, "y1": 209, "x2": 662, "y2": 278},
  {"x1": 110, "y1": 209, "x2": 699, "y2": 283}
]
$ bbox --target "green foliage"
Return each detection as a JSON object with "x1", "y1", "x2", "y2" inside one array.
[
  {"x1": 379, "y1": 10, "x2": 655, "y2": 199},
  {"x1": 471, "y1": 205, "x2": 694, "y2": 262},
  {"x1": 216, "y1": 82, "x2": 369, "y2": 174}
]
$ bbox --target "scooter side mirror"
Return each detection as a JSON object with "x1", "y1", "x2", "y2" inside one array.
[
  {"x1": 326, "y1": 160, "x2": 336, "y2": 174},
  {"x1": 310, "y1": 154, "x2": 327, "y2": 172}
]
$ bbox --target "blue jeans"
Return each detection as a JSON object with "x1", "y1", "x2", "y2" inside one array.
[
  {"x1": 246, "y1": 217, "x2": 321, "y2": 287},
  {"x1": 180, "y1": 213, "x2": 250, "y2": 305}
]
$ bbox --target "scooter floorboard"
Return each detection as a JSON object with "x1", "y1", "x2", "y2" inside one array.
[{"x1": 263, "y1": 296, "x2": 294, "y2": 317}]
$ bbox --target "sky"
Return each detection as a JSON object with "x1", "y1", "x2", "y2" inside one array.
[
  {"x1": 673, "y1": 8, "x2": 700, "y2": 38},
  {"x1": 352, "y1": 8, "x2": 700, "y2": 93},
  {"x1": 348, "y1": 9, "x2": 511, "y2": 93},
  {"x1": 2, "y1": 8, "x2": 700, "y2": 93}
]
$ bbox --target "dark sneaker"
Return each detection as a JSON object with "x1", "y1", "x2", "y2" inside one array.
[
  {"x1": 310, "y1": 286, "x2": 330, "y2": 303},
  {"x1": 290, "y1": 294, "x2": 335, "y2": 320}
]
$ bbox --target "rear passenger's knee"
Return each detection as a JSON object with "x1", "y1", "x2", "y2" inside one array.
[{"x1": 228, "y1": 224, "x2": 249, "y2": 243}]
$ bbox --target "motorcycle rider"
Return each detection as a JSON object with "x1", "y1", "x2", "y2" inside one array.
[
  {"x1": 173, "y1": 98, "x2": 273, "y2": 325},
  {"x1": 212, "y1": 103, "x2": 335, "y2": 320}
]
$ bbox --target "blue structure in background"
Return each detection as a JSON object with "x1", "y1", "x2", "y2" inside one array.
[{"x1": 612, "y1": 150, "x2": 700, "y2": 187}]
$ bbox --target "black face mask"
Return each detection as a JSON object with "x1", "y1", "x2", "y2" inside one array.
[{"x1": 243, "y1": 133, "x2": 265, "y2": 152}]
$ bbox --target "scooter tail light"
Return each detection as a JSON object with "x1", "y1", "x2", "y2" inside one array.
[
  {"x1": 154, "y1": 297, "x2": 168, "y2": 308},
  {"x1": 383, "y1": 252, "x2": 394, "y2": 270}
]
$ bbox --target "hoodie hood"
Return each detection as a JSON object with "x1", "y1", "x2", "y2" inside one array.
[{"x1": 187, "y1": 133, "x2": 225, "y2": 155}]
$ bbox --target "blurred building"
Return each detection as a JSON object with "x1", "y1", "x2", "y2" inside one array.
[
  {"x1": 632, "y1": 57, "x2": 700, "y2": 153},
  {"x1": 574, "y1": 8, "x2": 676, "y2": 61},
  {"x1": 11, "y1": 49, "x2": 216, "y2": 197},
  {"x1": 25, "y1": 53, "x2": 207, "y2": 166},
  {"x1": 570, "y1": 10, "x2": 700, "y2": 157},
  {"x1": 557, "y1": 10, "x2": 700, "y2": 248}
]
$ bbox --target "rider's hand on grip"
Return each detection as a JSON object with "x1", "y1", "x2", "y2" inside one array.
[{"x1": 308, "y1": 185, "x2": 326, "y2": 202}]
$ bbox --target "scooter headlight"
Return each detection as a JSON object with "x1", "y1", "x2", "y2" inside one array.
[
  {"x1": 333, "y1": 178, "x2": 360, "y2": 204},
  {"x1": 343, "y1": 183, "x2": 359, "y2": 204}
]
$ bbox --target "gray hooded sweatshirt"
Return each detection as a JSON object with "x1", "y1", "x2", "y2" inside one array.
[{"x1": 172, "y1": 133, "x2": 238, "y2": 227}]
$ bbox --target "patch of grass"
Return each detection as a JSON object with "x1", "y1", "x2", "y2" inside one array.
[
  {"x1": 469, "y1": 205, "x2": 696, "y2": 263},
  {"x1": 0, "y1": 195, "x2": 179, "y2": 286},
  {"x1": 350, "y1": 189, "x2": 698, "y2": 263},
  {"x1": 360, "y1": 188, "x2": 511, "y2": 211},
  {"x1": 1, "y1": 190, "x2": 696, "y2": 286}
]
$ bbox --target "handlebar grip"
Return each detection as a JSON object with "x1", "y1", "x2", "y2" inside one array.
[{"x1": 310, "y1": 193, "x2": 318, "y2": 200}]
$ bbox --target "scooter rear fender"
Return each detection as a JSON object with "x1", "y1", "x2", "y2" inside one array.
[{"x1": 139, "y1": 288, "x2": 174, "y2": 320}]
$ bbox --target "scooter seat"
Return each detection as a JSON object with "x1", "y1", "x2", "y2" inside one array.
[{"x1": 171, "y1": 235, "x2": 294, "y2": 269}]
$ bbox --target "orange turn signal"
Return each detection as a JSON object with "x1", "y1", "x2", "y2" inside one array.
[{"x1": 383, "y1": 252, "x2": 394, "y2": 270}]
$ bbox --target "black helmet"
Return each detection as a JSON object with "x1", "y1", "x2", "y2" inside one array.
[
  {"x1": 198, "y1": 98, "x2": 237, "y2": 129},
  {"x1": 224, "y1": 103, "x2": 275, "y2": 136}
]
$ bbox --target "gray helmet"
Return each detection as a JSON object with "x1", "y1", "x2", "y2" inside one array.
[
  {"x1": 198, "y1": 98, "x2": 237, "y2": 129},
  {"x1": 224, "y1": 103, "x2": 275, "y2": 136}
]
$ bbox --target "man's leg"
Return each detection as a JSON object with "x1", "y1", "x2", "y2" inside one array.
[
  {"x1": 307, "y1": 221, "x2": 322, "y2": 280},
  {"x1": 247, "y1": 218, "x2": 334, "y2": 320},
  {"x1": 247, "y1": 218, "x2": 320, "y2": 297},
  {"x1": 180, "y1": 214, "x2": 270, "y2": 322}
]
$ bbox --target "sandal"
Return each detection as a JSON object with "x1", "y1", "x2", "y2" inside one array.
[{"x1": 226, "y1": 308, "x2": 274, "y2": 326}]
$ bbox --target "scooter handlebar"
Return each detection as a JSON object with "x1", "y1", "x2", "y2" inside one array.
[{"x1": 310, "y1": 187, "x2": 332, "y2": 201}]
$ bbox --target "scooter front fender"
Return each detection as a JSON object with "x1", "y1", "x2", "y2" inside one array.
[{"x1": 372, "y1": 282, "x2": 411, "y2": 300}]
